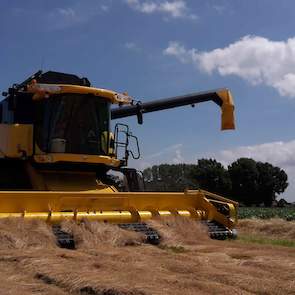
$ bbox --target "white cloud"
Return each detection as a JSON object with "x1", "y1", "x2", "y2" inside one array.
[
  {"x1": 163, "y1": 41, "x2": 190, "y2": 62},
  {"x1": 125, "y1": 0, "x2": 197, "y2": 20},
  {"x1": 101, "y1": 4, "x2": 110, "y2": 12},
  {"x1": 172, "y1": 148, "x2": 184, "y2": 164},
  {"x1": 57, "y1": 8, "x2": 76, "y2": 18},
  {"x1": 48, "y1": 1, "x2": 111, "y2": 29},
  {"x1": 212, "y1": 5, "x2": 226, "y2": 14},
  {"x1": 146, "y1": 143, "x2": 183, "y2": 159},
  {"x1": 132, "y1": 143, "x2": 184, "y2": 170},
  {"x1": 213, "y1": 140, "x2": 295, "y2": 168},
  {"x1": 208, "y1": 140, "x2": 295, "y2": 202},
  {"x1": 164, "y1": 36, "x2": 295, "y2": 98},
  {"x1": 124, "y1": 42, "x2": 141, "y2": 52}
]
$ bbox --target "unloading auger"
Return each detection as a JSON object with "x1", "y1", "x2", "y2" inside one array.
[{"x1": 0, "y1": 71, "x2": 238, "y2": 248}]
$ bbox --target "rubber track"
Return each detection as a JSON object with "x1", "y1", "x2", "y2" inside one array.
[
  {"x1": 52, "y1": 225, "x2": 75, "y2": 249},
  {"x1": 203, "y1": 221, "x2": 234, "y2": 240},
  {"x1": 119, "y1": 223, "x2": 160, "y2": 245},
  {"x1": 52, "y1": 222, "x2": 160, "y2": 249},
  {"x1": 119, "y1": 222, "x2": 235, "y2": 243},
  {"x1": 52, "y1": 221, "x2": 234, "y2": 249}
]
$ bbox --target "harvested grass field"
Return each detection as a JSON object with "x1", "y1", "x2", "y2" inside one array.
[{"x1": 0, "y1": 218, "x2": 294, "y2": 295}]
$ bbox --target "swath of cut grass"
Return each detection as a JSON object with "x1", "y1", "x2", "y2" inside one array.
[
  {"x1": 0, "y1": 218, "x2": 56, "y2": 249},
  {"x1": 0, "y1": 217, "x2": 294, "y2": 294},
  {"x1": 61, "y1": 220, "x2": 145, "y2": 249},
  {"x1": 158, "y1": 245, "x2": 188, "y2": 253},
  {"x1": 238, "y1": 218, "x2": 295, "y2": 240},
  {"x1": 236, "y1": 218, "x2": 295, "y2": 248},
  {"x1": 148, "y1": 216, "x2": 210, "y2": 247}
]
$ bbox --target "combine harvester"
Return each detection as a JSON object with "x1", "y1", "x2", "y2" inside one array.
[{"x1": 0, "y1": 71, "x2": 238, "y2": 248}]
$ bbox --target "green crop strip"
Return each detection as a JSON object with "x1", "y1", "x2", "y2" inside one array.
[{"x1": 238, "y1": 207, "x2": 295, "y2": 221}]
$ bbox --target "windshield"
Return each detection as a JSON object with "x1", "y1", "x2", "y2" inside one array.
[{"x1": 35, "y1": 94, "x2": 110, "y2": 155}]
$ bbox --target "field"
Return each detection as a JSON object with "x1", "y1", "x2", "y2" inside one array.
[{"x1": 0, "y1": 217, "x2": 294, "y2": 295}]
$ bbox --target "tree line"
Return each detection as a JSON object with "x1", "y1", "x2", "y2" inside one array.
[{"x1": 142, "y1": 158, "x2": 288, "y2": 206}]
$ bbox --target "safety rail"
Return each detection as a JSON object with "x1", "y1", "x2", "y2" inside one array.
[{"x1": 114, "y1": 123, "x2": 140, "y2": 166}]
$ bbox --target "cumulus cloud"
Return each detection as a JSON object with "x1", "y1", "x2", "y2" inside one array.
[
  {"x1": 212, "y1": 140, "x2": 295, "y2": 168},
  {"x1": 132, "y1": 143, "x2": 184, "y2": 170},
  {"x1": 164, "y1": 36, "x2": 295, "y2": 98},
  {"x1": 125, "y1": 0, "x2": 197, "y2": 19},
  {"x1": 163, "y1": 41, "x2": 190, "y2": 62},
  {"x1": 208, "y1": 139, "x2": 295, "y2": 202}
]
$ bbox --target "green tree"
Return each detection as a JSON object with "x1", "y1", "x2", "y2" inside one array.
[
  {"x1": 191, "y1": 159, "x2": 232, "y2": 195},
  {"x1": 142, "y1": 158, "x2": 288, "y2": 207},
  {"x1": 228, "y1": 158, "x2": 259, "y2": 205},
  {"x1": 228, "y1": 158, "x2": 289, "y2": 206},
  {"x1": 256, "y1": 162, "x2": 288, "y2": 206},
  {"x1": 143, "y1": 164, "x2": 198, "y2": 192}
]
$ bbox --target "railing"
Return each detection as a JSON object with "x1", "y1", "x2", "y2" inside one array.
[{"x1": 114, "y1": 123, "x2": 140, "y2": 166}]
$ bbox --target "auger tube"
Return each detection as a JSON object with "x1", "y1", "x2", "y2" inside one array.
[{"x1": 111, "y1": 88, "x2": 235, "y2": 130}]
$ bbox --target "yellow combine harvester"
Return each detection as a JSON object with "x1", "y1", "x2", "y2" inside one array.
[{"x1": 0, "y1": 71, "x2": 238, "y2": 247}]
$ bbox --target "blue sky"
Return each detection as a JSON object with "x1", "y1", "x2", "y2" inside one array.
[{"x1": 1, "y1": 0, "x2": 295, "y2": 201}]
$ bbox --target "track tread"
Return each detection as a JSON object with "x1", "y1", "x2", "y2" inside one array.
[
  {"x1": 203, "y1": 221, "x2": 234, "y2": 240},
  {"x1": 52, "y1": 221, "x2": 235, "y2": 249},
  {"x1": 119, "y1": 223, "x2": 160, "y2": 245},
  {"x1": 52, "y1": 225, "x2": 75, "y2": 249}
]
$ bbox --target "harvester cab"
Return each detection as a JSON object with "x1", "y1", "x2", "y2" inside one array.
[
  {"x1": 1, "y1": 71, "x2": 137, "y2": 190},
  {"x1": 0, "y1": 71, "x2": 238, "y2": 247}
]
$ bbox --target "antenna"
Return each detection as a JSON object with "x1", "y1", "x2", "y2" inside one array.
[{"x1": 40, "y1": 56, "x2": 45, "y2": 71}]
